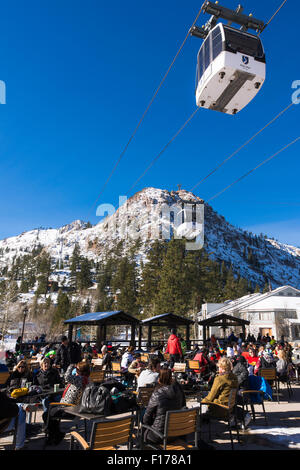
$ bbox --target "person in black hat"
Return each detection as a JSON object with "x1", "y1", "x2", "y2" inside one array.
[{"x1": 54, "y1": 336, "x2": 71, "y2": 373}]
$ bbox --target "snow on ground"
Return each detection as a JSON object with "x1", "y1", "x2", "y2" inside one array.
[{"x1": 250, "y1": 426, "x2": 300, "y2": 449}]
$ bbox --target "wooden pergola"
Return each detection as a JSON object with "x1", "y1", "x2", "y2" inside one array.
[
  {"x1": 139, "y1": 313, "x2": 194, "y2": 349},
  {"x1": 64, "y1": 310, "x2": 140, "y2": 347},
  {"x1": 198, "y1": 313, "x2": 250, "y2": 343}
]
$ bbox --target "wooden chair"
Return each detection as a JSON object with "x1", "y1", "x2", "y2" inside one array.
[
  {"x1": 110, "y1": 362, "x2": 122, "y2": 377},
  {"x1": 44, "y1": 402, "x2": 76, "y2": 448},
  {"x1": 200, "y1": 388, "x2": 240, "y2": 450},
  {"x1": 187, "y1": 360, "x2": 200, "y2": 371},
  {"x1": 0, "y1": 371, "x2": 10, "y2": 387},
  {"x1": 70, "y1": 415, "x2": 134, "y2": 450},
  {"x1": 187, "y1": 360, "x2": 201, "y2": 378},
  {"x1": 173, "y1": 363, "x2": 186, "y2": 373},
  {"x1": 91, "y1": 359, "x2": 103, "y2": 370},
  {"x1": 260, "y1": 368, "x2": 280, "y2": 403},
  {"x1": 90, "y1": 370, "x2": 106, "y2": 384},
  {"x1": 136, "y1": 386, "x2": 155, "y2": 408},
  {"x1": 141, "y1": 408, "x2": 199, "y2": 450},
  {"x1": 140, "y1": 354, "x2": 149, "y2": 364}
]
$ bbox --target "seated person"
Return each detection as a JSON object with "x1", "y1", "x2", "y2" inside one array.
[
  {"x1": 201, "y1": 357, "x2": 238, "y2": 418},
  {"x1": 121, "y1": 346, "x2": 134, "y2": 371},
  {"x1": 33, "y1": 357, "x2": 63, "y2": 419},
  {"x1": 192, "y1": 348, "x2": 209, "y2": 376},
  {"x1": 276, "y1": 350, "x2": 288, "y2": 380},
  {"x1": 142, "y1": 368, "x2": 186, "y2": 445},
  {"x1": 6, "y1": 360, "x2": 32, "y2": 391},
  {"x1": 201, "y1": 357, "x2": 251, "y2": 428},
  {"x1": 137, "y1": 358, "x2": 160, "y2": 390},
  {"x1": 128, "y1": 353, "x2": 146, "y2": 377},
  {"x1": 101, "y1": 345, "x2": 112, "y2": 371},
  {"x1": 44, "y1": 362, "x2": 90, "y2": 445},
  {"x1": 0, "y1": 390, "x2": 38, "y2": 450}
]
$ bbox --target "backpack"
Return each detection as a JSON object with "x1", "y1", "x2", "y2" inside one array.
[
  {"x1": 79, "y1": 384, "x2": 112, "y2": 415},
  {"x1": 111, "y1": 391, "x2": 137, "y2": 414}
]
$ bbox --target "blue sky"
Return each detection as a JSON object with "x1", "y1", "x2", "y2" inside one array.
[{"x1": 0, "y1": 0, "x2": 299, "y2": 246}]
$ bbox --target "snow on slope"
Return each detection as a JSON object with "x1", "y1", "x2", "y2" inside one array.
[{"x1": 0, "y1": 187, "x2": 299, "y2": 289}]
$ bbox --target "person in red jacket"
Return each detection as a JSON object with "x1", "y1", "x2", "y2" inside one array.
[{"x1": 165, "y1": 329, "x2": 182, "y2": 367}]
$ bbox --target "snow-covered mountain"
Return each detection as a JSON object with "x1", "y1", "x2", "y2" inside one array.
[{"x1": 1, "y1": 187, "x2": 300, "y2": 289}]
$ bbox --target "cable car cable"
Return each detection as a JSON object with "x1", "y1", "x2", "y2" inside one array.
[
  {"x1": 258, "y1": 0, "x2": 289, "y2": 36},
  {"x1": 128, "y1": 1, "x2": 291, "y2": 198},
  {"x1": 206, "y1": 135, "x2": 300, "y2": 202},
  {"x1": 191, "y1": 101, "x2": 294, "y2": 191},
  {"x1": 127, "y1": 107, "x2": 200, "y2": 195},
  {"x1": 89, "y1": 5, "x2": 205, "y2": 213},
  {"x1": 191, "y1": 0, "x2": 291, "y2": 190}
]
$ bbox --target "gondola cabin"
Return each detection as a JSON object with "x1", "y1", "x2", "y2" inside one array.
[{"x1": 195, "y1": 23, "x2": 266, "y2": 114}]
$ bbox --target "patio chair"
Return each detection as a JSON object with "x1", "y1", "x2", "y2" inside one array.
[
  {"x1": 260, "y1": 368, "x2": 280, "y2": 403},
  {"x1": 0, "y1": 371, "x2": 10, "y2": 388},
  {"x1": 200, "y1": 388, "x2": 240, "y2": 450},
  {"x1": 70, "y1": 415, "x2": 134, "y2": 450},
  {"x1": 90, "y1": 370, "x2": 106, "y2": 384},
  {"x1": 141, "y1": 407, "x2": 199, "y2": 450}
]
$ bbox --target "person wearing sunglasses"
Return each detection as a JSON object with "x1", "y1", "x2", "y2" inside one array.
[{"x1": 6, "y1": 360, "x2": 33, "y2": 392}]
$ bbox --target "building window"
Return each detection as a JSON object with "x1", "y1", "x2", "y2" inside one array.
[{"x1": 259, "y1": 312, "x2": 272, "y2": 321}]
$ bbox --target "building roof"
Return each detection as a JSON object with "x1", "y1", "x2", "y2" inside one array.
[
  {"x1": 198, "y1": 313, "x2": 250, "y2": 327},
  {"x1": 198, "y1": 285, "x2": 300, "y2": 318},
  {"x1": 141, "y1": 313, "x2": 194, "y2": 326},
  {"x1": 64, "y1": 310, "x2": 140, "y2": 326}
]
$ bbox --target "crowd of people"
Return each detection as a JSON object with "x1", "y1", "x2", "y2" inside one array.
[{"x1": 0, "y1": 329, "x2": 297, "y2": 450}]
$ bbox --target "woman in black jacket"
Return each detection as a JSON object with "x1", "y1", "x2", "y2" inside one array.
[
  {"x1": 6, "y1": 360, "x2": 32, "y2": 391},
  {"x1": 33, "y1": 357, "x2": 63, "y2": 420},
  {"x1": 232, "y1": 355, "x2": 249, "y2": 390},
  {"x1": 143, "y1": 368, "x2": 186, "y2": 444}
]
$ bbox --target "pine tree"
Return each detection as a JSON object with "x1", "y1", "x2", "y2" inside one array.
[
  {"x1": 70, "y1": 244, "x2": 81, "y2": 290},
  {"x1": 53, "y1": 290, "x2": 71, "y2": 325},
  {"x1": 154, "y1": 239, "x2": 191, "y2": 316},
  {"x1": 138, "y1": 240, "x2": 167, "y2": 317},
  {"x1": 112, "y1": 256, "x2": 139, "y2": 315},
  {"x1": 77, "y1": 258, "x2": 93, "y2": 291}
]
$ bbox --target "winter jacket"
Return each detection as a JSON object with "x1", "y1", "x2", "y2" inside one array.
[
  {"x1": 276, "y1": 359, "x2": 288, "y2": 378},
  {"x1": 54, "y1": 344, "x2": 71, "y2": 372},
  {"x1": 6, "y1": 370, "x2": 33, "y2": 391},
  {"x1": 202, "y1": 372, "x2": 238, "y2": 418},
  {"x1": 143, "y1": 381, "x2": 186, "y2": 443},
  {"x1": 121, "y1": 352, "x2": 134, "y2": 370},
  {"x1": 60, "y1": 365, "x2": 89, "y2": 405},
  {"x1": 137, "y1": 369, "x2": 159, "y2": 390},
  {"x1": 232, "y1": 362, "x2": 249, "y2": 390},
  {"x1": 165, "y1": 335, "x2": 182, "y2": 356},
  {"x1": 33, "y1": 367, "x2": 63, "y2": 389}
]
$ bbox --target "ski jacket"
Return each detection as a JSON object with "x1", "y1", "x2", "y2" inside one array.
[{"x1": 165, "y1": 335, "x2": 182, "y2": 356}]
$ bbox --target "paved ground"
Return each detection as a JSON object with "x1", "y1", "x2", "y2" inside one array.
[{"x1": 1, "y1": 383, "x2": 300, "y2": 452}]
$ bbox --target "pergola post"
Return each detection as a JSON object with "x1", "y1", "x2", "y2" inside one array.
[
  {"x1": 138, "y1": 325, "x2": 142, "y2": 349},
  {"x1": 130, "y1": 324, "x2": 136, "y2": 347},
  {"x1": 68, "y1": 324, "x2": 73, "y2": 344},
  {"x1": 147, "y1": 325, "x2": 152, "y2": 349},
  {"x1": 186, "y1": 325, "x2": 190, "y2": 349}
]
